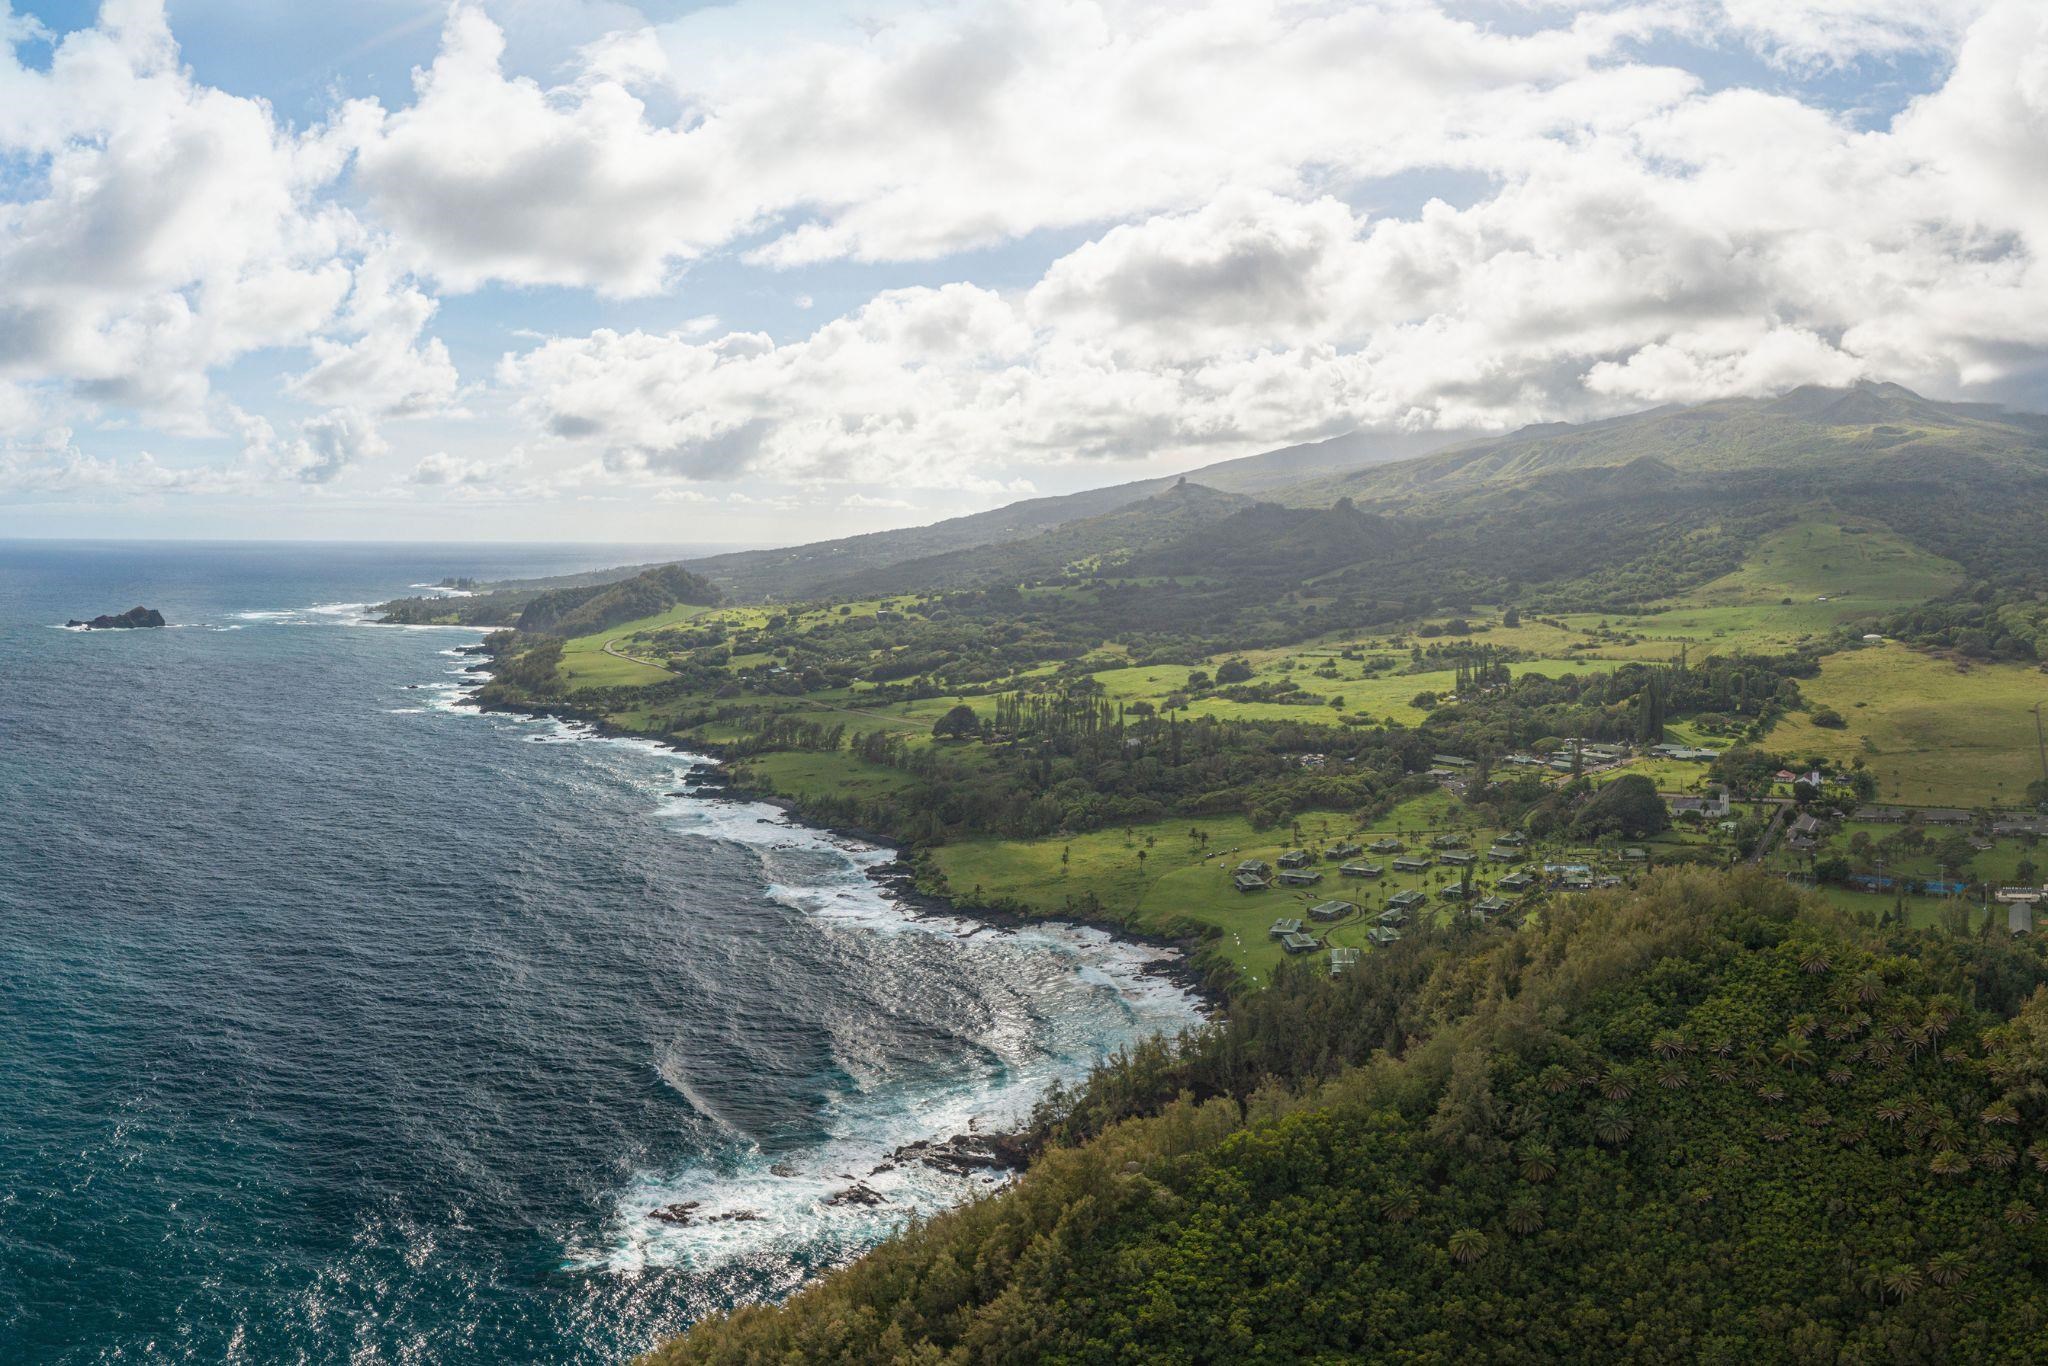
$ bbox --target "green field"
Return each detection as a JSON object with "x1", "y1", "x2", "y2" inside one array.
[
  {"x1": 927, "y1": 792, "x2": 1647, "y2": 983},
  {"x1": 1766, "y1": 643, "x2": 2048, "y2": 806}
]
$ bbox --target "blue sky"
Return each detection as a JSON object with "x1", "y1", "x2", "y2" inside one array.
[{"x1": 0, "y1": 0, "x2": 2040, "y2": 544}]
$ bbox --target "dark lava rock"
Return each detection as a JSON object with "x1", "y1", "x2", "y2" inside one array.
[
  {"x1": 822, "y1": 1183, "x2": 888, "y2": 1208},
  {"x1": 649, "y1": 1201, "x2": 702, "y2": 1225},
  {"x1": 891, "y1": 1132, "x2": 1022, "y2": 1177},
  {"x1": 68, "y1": 606, "x2": 165, "y2": 630},
  {"x1": 708, "y1": 1209, "x2": 763, "y2": 1223}
]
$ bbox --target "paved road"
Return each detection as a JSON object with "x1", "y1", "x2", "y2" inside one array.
[{"x1": 1749, "y1": 799, "x2": 1794, "y2": 864}]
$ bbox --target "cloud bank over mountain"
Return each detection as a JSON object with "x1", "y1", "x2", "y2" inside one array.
[{"x1": 1, "y1": 0, "x2": 2044, "y2": 537}]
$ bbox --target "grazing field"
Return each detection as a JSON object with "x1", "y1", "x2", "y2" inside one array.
[
  {"x1": 927, "y1": 792, "x2": 1645, "y2": 983},
  {"x1": 1556, "y1": 521, "x2": 1964, "y2": 656},
  {"x1": 1767, "y1": 643, "x2": 2048, "y2": 807},
  {"x1": 738, "y1": 751, "x2": 921, "y2": 804}
]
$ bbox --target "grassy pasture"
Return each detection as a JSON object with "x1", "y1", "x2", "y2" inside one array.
[
  {"x1": 1554, "y1": 522, "x2": 1963, "y2": 657},
  {"x1": 1767, "y1": 643, "x2": 2048, "y2": 807},
  {"x1": 932, "y1": 792, "x2": 1577, "y2": 983}
]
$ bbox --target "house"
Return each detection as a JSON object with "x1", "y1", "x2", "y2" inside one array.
[
  {"x1": 1562, "y1": 875, "x2": 1596, "y2": 891},
  {"x1": 874, "y1": 609, "x2": 904, "y2": 623},
  {"x1": 1268, "y1": 917, "x2": 1304, "y2": 938},
  {"x1": 1494, "y1": 833, "x2": 1527, "y2": 847},
  {"x1": 2012, "y1": 902, "x2": 2036, "y2": 936},
  {"x1": 1388, "y1": 888, "x2": 1427, "y2": 912},
  {"x1": 1650, "y1": 743, "x2": 1718, "y2": 761},
  {"x1": 1853, "y1": 805, "x2": 1907, "y2": 823},
  {"x1": 1297, "y1": 753, "x2": 1328, "y2": 770},
  {"x1": 1474, "y1": 895, "x2": 1512, "y2": 917},
  {"x1": 1440, "y1": 883, "x2": 1469, "y2": 901},
  {"x1": 1281, "y1": 931, "x2": 1319, "y2": 954},
  {"x1": 1431, "y1": 754, "x2": 1475, "y2": 769},
  {"x1": 1774, "y1": 769, "x2": 1798, "y2": 783},
  {"x1": 1392, "y1": 855, "x2": 1432, "y2": 874},
  {"x1": 1920, "y1": 809, "x2": 1971, "y2": 826},
  {"x1": 1340, "y1": 861, "x2": 1384, "y2": 879},
  {"x1": 1368, "y1": 838, "x2": 1405, "y2": 854},
  {"x1": 1621, "y1": 847, "x2": 1648, "y2": 862},
  {"x1": 1277, "y1": 868, "x2": 1324, "y2": 886},
  {"x1": 1995, "y1": 886, "x2": 2047, "y2": 904},
  {"x1": 1235, "y1": 859, "x2": 1272, "y2": 878},
  {"x1": 1368, "y1": 926, "x2": 1402, "y2": 946},
  {"x1": 1487, "y1": 844, "x2": 1522, "y2": 860},
  {"x1": 1441, "y1": 851, "x2": 1477, "y2": 867},
  {"x1": 1329, "y1": 946, "x2": 1361, "y2": 975},
  {"x1": 1498, "y1": 872, "x2": 1536, "y2": 893},
  {"x1": 1278, "y1": 849, "x2": 1313, "y2": 869},
  {"x1": 1234, "y1": 872, "x2": 1270, "y2": 893},
  {"x1": 1377, "y1": 907, "x2": 1408, "y2": 926},
  {"x1": 1431, "y1": 834, "x2": 1469, "y2": 849},
  {"x1": 1327, "y1": 842, "x2": 1364, "y2": 860},
  {"x1": 1309, "y1": 900, "x2": 1356, "y2": 922},
  {"x1": 1668, "y1": 791, "x2": 1731, "y2": 819}
]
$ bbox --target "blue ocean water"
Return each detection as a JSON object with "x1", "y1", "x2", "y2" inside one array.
[{"x1": 0, "y1": 541, "x2": 1199, "y2": 1363}]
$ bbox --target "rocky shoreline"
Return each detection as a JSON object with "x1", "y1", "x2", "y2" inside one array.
[{"x1": 435, "y1": 634, "x2": 1223, "y2": 1194}]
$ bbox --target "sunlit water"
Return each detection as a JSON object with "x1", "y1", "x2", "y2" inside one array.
[{"x1": 0, "y1": 541, "x2": 1199, "y2": 1363}]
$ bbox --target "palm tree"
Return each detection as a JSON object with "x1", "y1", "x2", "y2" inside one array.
[
  {"x1": 1505, "y1": 1200, "x2": 1544, "y2": 1236},
  {"x1": 1518, "y1": 1142, "x2": 1558, "y2": 1183},
  {"x1": 1927, "y1": 1251, "x2": 1969, "y2": 1287},
  {"x1": 1593, "y1": 1105, "x2": 1634, "y2": 1145},
  {"x1": 1379, "y1": 1188, "x2": 1421, "y2": 1222},
  {"x1": 1874, "y1": 1099, "x2": 1909, "y2": 1125},
  {"x1": 2005, "y1": 1199, "x2": 2040, "y2": 1227},
  {"x1": 1773, "y1": 1036, "x2": 1817, "y2": 1070},
  {"x1": 1853, "y1": 969, "x2": 1886, "y2": 1004},
  {"x1": 1650, "y1": 1030, "x2": 1692, "y2": 1059},
  {"x1": 1879, "y1": 1262, "x2": 1924, "y2": 1301},
  {"x1": 1657, "y1": 1066, "x2": 1689, "y2": 1091},
  {"x1": 1979, "y1": 1140, "x2": 2017, "y2": 1171},
  {"x1": 1825, "y1": 1066, "x2": 1854, "y2": 1087},
  {"x1": 1760, "y1": 1122, "x2": 1790, "y2": 1143},
  {"x1": 1708, "y1": 1060, "x2": 1738, "y2": 1085},
  {"x1": 1800, "y1": 947, "x2": 1832, "y2": 975},
  {"x1": 1447, "y1": 1228, "x2": 1488, "y2": 1263},
  {"x1": 2027, "y1": 1140, "x2": 2048, "y2": 1173},
  {"x1": 1929, "y1": 1149, "x2": 1972, "y2": 1177},
  {"x1": 1983, "y1": 1098, "x2": 2021, "y2": 1126},
  {"x1": 1599, "y1": 1072, "x2": 1635, "y2": 1102}
]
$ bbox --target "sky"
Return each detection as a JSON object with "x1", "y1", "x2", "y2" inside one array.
[{"x1": 0, "y1": 0, "x2": 2044, "y2": 545}]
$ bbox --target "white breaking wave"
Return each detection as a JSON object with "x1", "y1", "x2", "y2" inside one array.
[{"x1": 376, "y1": 619, "x2": 1201, "y2": 1293}]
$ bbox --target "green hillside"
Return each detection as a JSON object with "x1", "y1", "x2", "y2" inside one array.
[
  {"x1": 1284, "y1": 382, "x2": 2048, "y2": 509},
  {"x1": 653, "y1": 870, "x2": 2048, "y2": 1364}
]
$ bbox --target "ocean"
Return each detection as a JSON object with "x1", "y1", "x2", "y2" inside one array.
[{"x1": 0, "y1": 540, "x2": 1201, "y2": 1363}]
